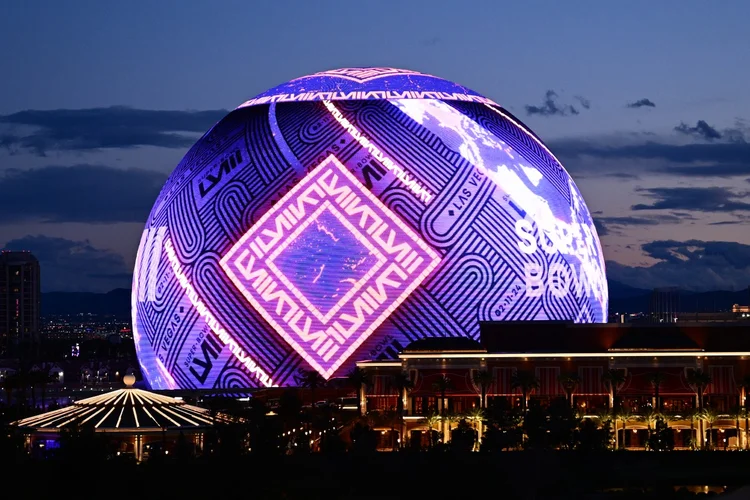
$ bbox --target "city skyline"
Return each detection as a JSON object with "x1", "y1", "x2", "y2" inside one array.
[{"x1": 1, "y1": 0, "x2": 749, "y2": 292}]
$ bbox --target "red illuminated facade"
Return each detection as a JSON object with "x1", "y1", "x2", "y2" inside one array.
[{"x1": 357, "y1": 321, "x2": 750, "y2": 449}]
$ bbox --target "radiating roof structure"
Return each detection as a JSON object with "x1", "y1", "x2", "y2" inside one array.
[{"x1": 14, "y1": 375, "x2": 224, "y2": 433}]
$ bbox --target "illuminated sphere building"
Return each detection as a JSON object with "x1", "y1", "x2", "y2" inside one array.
[{"x1": 132, "y1": 67, "x2": 608, "y2": 390}]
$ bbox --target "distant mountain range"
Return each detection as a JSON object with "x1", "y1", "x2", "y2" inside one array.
[{"x1": 40, "y1": 282, "x2": 750, "y2": 317}]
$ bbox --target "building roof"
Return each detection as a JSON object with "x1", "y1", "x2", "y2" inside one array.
[
  {"x1": 13, "y1": 375, "x2": 224, "y2": 433},
  {"x1": 403, "y1": 337, "x2": 485, "y2": 353},
  {"x1": 478, "y1": 321, "x2": 750, "y2": 354},
  {"x1": 609, "y1": 328, "x2": 701, "y2": 351}
]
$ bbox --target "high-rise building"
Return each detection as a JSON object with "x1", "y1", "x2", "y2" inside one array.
[{"x1": 0, "y1": 251, "x2": 41, "y2": 353}]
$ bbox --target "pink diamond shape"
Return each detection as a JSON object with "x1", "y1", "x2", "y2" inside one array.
[{"x1": 219, "y1": 155, "x2": 441, "y2": 379}]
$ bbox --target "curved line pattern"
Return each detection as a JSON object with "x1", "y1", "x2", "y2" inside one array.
[{"x1": 168, "y1": 190, "x2": 205, "y2": 263}]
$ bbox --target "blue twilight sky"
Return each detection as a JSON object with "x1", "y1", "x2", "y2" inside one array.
[{"x1": 0, "y1": 0, "x2": 749, "y2": 292}]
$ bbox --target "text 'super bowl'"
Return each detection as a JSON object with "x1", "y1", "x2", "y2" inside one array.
[{"x1": 132, "y1": 67, "x2": 608, "y2": 389}]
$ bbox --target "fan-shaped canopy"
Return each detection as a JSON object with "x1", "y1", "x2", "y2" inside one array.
[{"x1": 14, "y1": 386, "x2": 225, "y2": 433}]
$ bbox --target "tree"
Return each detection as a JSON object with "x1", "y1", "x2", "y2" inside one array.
[
  {"x1": 466, "y1": 406, "x2": 486, "y2": 448},
  {"x1": 349, "y1": 421, "x2": 378, "y2": 454},
  {"x1": 421, "y1": 412, "x2": 441, "y2": 448},
  {"x1": 511, "y1": 370, "x2": 539, "y2": 411},
  {"x1": 602, "y1": 369, "x2": 626, "y2": 412},
  {"x1": 640, "y1": 406, "x2": 661, "y2": 447},
  {"x1": 294, "y1": 369, "x2": 326, "y2": 407},
  {"x1": 615, "y1": 408, "x2": 635, "y2": 449},
  {"x1": 57, "y1": 423, "x2": 109, "y2": 464},
  {"x1": 577, "y1": 418, "x2": 611, "y2": 452},
  {"x1": 390, "y1": 372, "x2": 414, "y2": 448},
  {"x1": 547, "y1": 397, "x2": 581, "y2": 449},
  {"x1": 646, "y1": 371, "x2": 666, "y2": 411},
  {"x1": 729, "y1": 406, "x2": 745, "y2": 450},
  {"x1": 346, "y1": 367, "x2": 370, "y2": 415},
  {"x1": 472, "y1": 369, "x2": 494, "y2": 409},
  {"x1": 390, "y1": 371, "x2": 413, "y2": 416},
  {"x1": 558, "y1": 372, "x2": 580, "y2": 408},
  {"x1": 521, "y1": 403, "x2": 548, "y2": 449},
  {"x1": 647, "y1": 416, "x2": 674, "y2": 451},
  {"x1": 686, "y1": 368, "x2": 712, "y2": 449},
  {"x1": 449, "y1": 419, "x2": 476, "y2": 452},
  {"x1": 686, "y1": 369, "x2": 711, "y2": 411},
  {"x1": 432, "y1": 374, "x2": 453, "y2": 417},
  {"x1": 699, "y1": 407, "x2": 719, "y2": 449}
]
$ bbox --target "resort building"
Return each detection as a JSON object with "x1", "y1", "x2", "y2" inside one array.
[{"x1": 356, "y1": 321, "x2": 750, "y2": 450}]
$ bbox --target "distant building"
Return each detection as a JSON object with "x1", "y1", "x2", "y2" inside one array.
[
  {"x1": 649, "y1": 287, "x2": 680, "y2": 323},
  {"x1": 0, "y1": 251, "x2": 41, "y2": 353}
]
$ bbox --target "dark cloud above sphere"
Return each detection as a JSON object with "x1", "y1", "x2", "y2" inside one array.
[
  {"x1": 0, "y1": 106, "x2": 227, "y2": 155},
  {"x1": 2, "y1": 235, "x2": 132, "y2": 292},
  {"x1": 631, "y1": 187, "x2": 750, "y2": 213},
  {"x1": 626, "y1": 98, "x2": 656, "y2": 109},
  {"x1": 550, "y1": 134, "x2": 750, "y2": 178},
  {"x1": 674, "y1": 120, "x2": 722, "y2": 141},
  {"x1": 524, "y1": 90, "x2": 589, "y2": 117},
  {"x1": 606, "y1": 240, "x2": 750, "y2": 292},
  {"x1": 0, "y1": 164, "x2": 166, "y2": 223}
]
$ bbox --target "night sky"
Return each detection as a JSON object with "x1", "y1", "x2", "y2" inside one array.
[{"x1": 1, "y1": 0, "x2": 749, "y2": 292}]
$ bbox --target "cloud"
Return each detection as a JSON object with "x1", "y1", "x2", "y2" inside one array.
[
  {"x1": 0, "y1": 164, "x2": 166, "y2": 223},
  {"x1": 605, "y1": 172, "x2": 640, "y2": 180},
  {"x1": 606, "y1": 239, "x2": 750, "y2": 291},
  {"x1": 626, "y1": 98, "x2": 656, "y2": 109},
  {"x1": 594, "y1": 214, "x2": 688, "y2": 237},
  {"x1": 674, "y1": 120, "x2": 722, "y2": 141},
  {"x1": 630, "y1": 186, "x2": 750, "y2": 213},
  {"x1": 0, "y1": 106, "x2": 227, "y2": 155},
  {"x1": 2, "y1": 235, "x2": 132, "y2": 292},
  {"x1": 593, "y1": 219, "x2": 609, "y2": 236},
  {"x1": 551, "y1": 138, "x2": 750, "y2": 177},
  {"x1": 574, "y1": 96, "x2": 591, "y2": 110},
  {"x1": 524, "y1": 90, "x2": 585, "y2": 117}
]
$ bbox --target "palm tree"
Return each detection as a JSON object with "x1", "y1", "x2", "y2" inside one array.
[
  {"x1": 617, "y1": 408, "x2": 636, "y2": 449},
  {"x1": 699, "y1": 407, "x2": 719, "y2": 449},
  {"x1": 390, "y1": 372, "x2": 414, "y2": 447},
  {"x1": 466, "y1": 406, "x2": 486, "y2": 449},
  {"x1": 686, "y1": 368, "x2": 712, "y2": 449},
  {"x1": 421, "y1": 412, "x2": 442, "y2": 448},
  {"x1": 729, "y1": 406, "x2": 745, "y2": 449},
  {"x1": 640, "y1": 406, "x2": 660, "y2": 447},
  {"x1": 646, "y1": 371, "x2": 666, "y2": 411},
  {"x1": 686, "y1": 369, "x2": 711, "y2": 411},
  {"x1": 472, "y1": 369, "x2": 494, "y2": 409},
  {"x1": 511, "y1": 370, "x2": 539, "y2": 411},
  {"x1": 602, "y1": 369, "x2": 626, "y2": 412},
  {"x1": 346, "y1": 367, "x2": 370, "y2": 415},
  {"x1": 593, "y1": 409, "x2": 616, "y2": 449},
  {"x1": 391, "y1": 372, "x2": 414, "y2": 416},
  {"x1": 432, "y1": 374, "x2": 453, "y2": 417},
  {"x1": 294, "y1": 369, "x2": 326, "y2": 408},
  {"x1": 432, "y1": 374, "x2": 453, "y2": 440},
  {"x1": 686, "y1": 408, "x2": 699, "y2": 450},
  {"x1": 558, "y1": 372, "x2": 581, "y2": 408}
]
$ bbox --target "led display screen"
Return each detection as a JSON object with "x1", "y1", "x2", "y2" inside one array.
[{"x1": 132, "y1": 67, "x2": 608, "y2": 389}]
